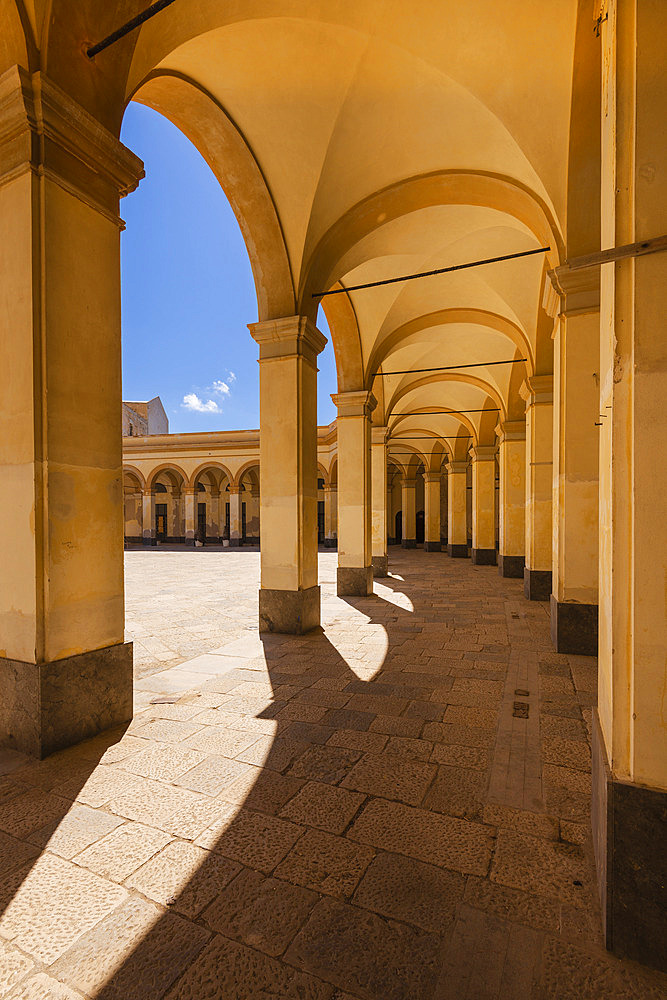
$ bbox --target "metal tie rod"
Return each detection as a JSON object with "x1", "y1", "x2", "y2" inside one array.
[
  {"x1": 377, "y1": 358, "x2": 526, "y2": 376},
  {"x1": 392, "y1": 408, "x2": 499, "y2": 415},
  {"x1": 87, "y1": 0, "x2": 178, "y2": 58},
  {"x1": 312, "y1": 246, "x2": 550, "y2": 298}
]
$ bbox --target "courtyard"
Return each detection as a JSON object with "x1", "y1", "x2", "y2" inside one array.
[{"x1": 0, "y1": 549, "x2": 663, "y2": 999}]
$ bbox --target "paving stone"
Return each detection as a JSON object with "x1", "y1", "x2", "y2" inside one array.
[
  {"x1": 430, "y1": 743, "x2": 490, "y2": 769},
  {"x1": 463, "y1": 875, "x2": 561, "y2": 932},
  {"x1": 443, "y1": 706, "x2": 498, "y2": 729},
  {"x1": 52, "y1": 895, "x2": 209, "y2": 1000},
  {"x1": 490, "y1": 828, "x2": 592, "y2": 907},
  {"x1": 74, "y1": 822, "x2": 171, "y2": 882},
  {"x1": 276, "y1": 829, "x2": 374, "y2": 898},
  {"x1": 282, "y1": 722, "x2": 335, "y2": 745},
  {"x1": 280, "y1": 781, "x2": 365, "y2": 834},
  {"x1": 220, "y1": 768, "x2": 303, "y2": 816},
  {"x1": 196, "y1": 807, "x2": 304, "y2": 872},
  {"x1": 369, "y1": 715, "x2": 423, "y2": 738},
  {"x1": 130, "y1": 719, "x2": 205, "y2": 743},
  {"x1": 423, "y1": 765, "x2": 486, "y2": 819},
  {"x1": 28, "y1": 803, "x2": 124, "y2": 859},
  {"x1": 482, "y1": 802, "x2": 559, "y2": 840},
  {"x1": 201, "y1": 866, "x2": 318, "y2": 956},
  {"x1": 342, "y1": 753, "x2": 436, "y2": 806},
  {"x1": 107, "y1": 778, "x2": 203, "y2": 827},
  {"x1": 542, "y1": 737, "x2": 591, "y2": 771},
  {"x1": 353, "y1": 851, "x2": 464, "y2": 932},
  {"x1": 0, "y1": 831, "x2": 38, "y2": 877},
  {"x1": 119, "y1": 745, "x2": 207, "y2": 781},
  {"x1": 174, "y1": 755, "x2": 255, "y2": 795},
  {"x1": 6, "y1": 973, "x2": 86, "y2": 999},
  {"x1": 320, "y1": 709, "x2": 375, "y2": 731},
  {"x1": 326, "y1": 730, "x2": 388, "y2": 754},
  {"x1": 423, "y1": 722, "x2": 495, "y2": 747},
  {"x1": 163, "y1": 932, "x2": 334, "y2": 1000},
  {"x1": 126, "y1": 841, "x2": 241, "y2": 917},
  {"x1": 384, "y1": 736, "x2": 434, "y2": 760},
  {"x1": 535, "y1": 937, "x2": 667, "y2": 999},
  {"x1": 0, "y1": 789, "x2": 71, "y2": 839},
  {"x1": 348, "y1": 798, "x2": 494, "y2": 875},
  {"x1": 286, "y1": 896, "x2": 440, "y2": 999},
  {"x1": 160, "y1": 797, "x2": 238, "y2": 840},
  {"x1": 184, "y1": 727, "x2": 261, "y2": 758},
  {"x1": 0, "y1": 940, "x2": 33, "y2": 996},
  {"x1": 288, "y1": 745, "x2": 362, "y2": 785},
  {"x1": 0, "y1": 854, "x2": 126, "y2": 964}
]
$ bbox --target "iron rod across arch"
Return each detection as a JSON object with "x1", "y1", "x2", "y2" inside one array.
[
  {"x1": 312, "y1": 246, "x2": 549, "y2": 298},
  {"x1": 87, "y1": 0, "x2": 178, "y2": 58}
]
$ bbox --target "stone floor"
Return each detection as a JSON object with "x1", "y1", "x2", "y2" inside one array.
[{"x1": 0, "y1": 549, "x2": 665, "y2": 999}]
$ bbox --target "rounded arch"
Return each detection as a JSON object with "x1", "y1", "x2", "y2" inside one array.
[
  {"x1": 386, "y1": 372, "x2": 507, "y2": 421},
  {"x1": 389, "y1": 411, "x2": 478, "y2": 449},
  {"x1": 316, "y1": 462, "x2": 330, "y2": 486},
  {"x1": 188, "y1": 461, "x2": 233, "y2": 490},
  {"x1": 319, "y1": 284, "x2": 364, "y2": 392},
  {"x1": 300, "y1": 169, "x2": 564, "y2": 306},
  {"x1": 367, "y1": 307, "x2": 535, "y2": 382},
  {"x1": 122, "y1": 465, "x2": 146, "y2": 491},
  {"x1": 129, "y1": 71, "x2": 295, "y2": 322},
  {"x1": 148, "y1": 463, "x2": 187, "y2": 490},
  {"x1": 328, "y1": 455, "x2": 338, "y2": 485},
  {"x1": 234, "y1": 461, "x2": 261, "y2": 489}
]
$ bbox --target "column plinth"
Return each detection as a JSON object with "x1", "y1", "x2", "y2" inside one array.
[{"x1": 446, "y1": 462, "x2": 468, "y2": 557}]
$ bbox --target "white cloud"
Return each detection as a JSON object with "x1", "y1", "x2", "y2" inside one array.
[
  {"x1": 212, "y1": 380, "x2": 231, "y2": 396},
  {"x1": 182, "y1": 393, "x2": 221, "y2": 413},
  {"x1": 227, "y1": 371, "x2": 237, "y2": 382}
]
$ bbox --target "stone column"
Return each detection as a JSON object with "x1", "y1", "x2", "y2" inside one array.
[
  {"x1": 141, "y1": 492, "x2": 156, "y2": 546},
  {"x1": 249, "y1": 316, "x2": 326, "y2": 633},
  {"x1": 228, "y1": 486, "x2": 243, "y2": 547},
  {"x1": 470, "y1": 447, "x2": 497, "y2": 564},
  {"x1": 171, "y1": 492, "x2": 182, "y2": 542},
  {"x1": 446, "y1": 462, "x2": 468, "y2": 557},
  {"x1": 386, "y1": 485, "x2": 395, "y2": 544},
  {"x1": 371, "y1": 426, "x2": 389, "y2": 575},
  {"x1": 423, "y1": 473, "x2": 442, "y2": 551},
  {"x1": 0, "y1": 67, "x2": 143, "y2": 757},
  {"x1": 332, "y1": 390, "x2": 376, "y2": 596},
  {"x1": 548, "y1": 268, "x2": 600, "y2": 653},
  {"x1": 248, "y1": 489, "x2": 260, "y2": 544},
  {"x1": 592, "y1": 2, "x2": 667, "y2": 969},
  {"x1": 183, "y1": 489, "x2": 196, "y2": 546},
  {"x1": 323, "y1": 484, "x2": 337, "y2": 547},
  {"x1": 209, "y1": 492, "x2": 221, "y2": 542},
  {"x1": 401, "y1": 478, "x2": 417, "y2": 547},
  {"x1": 496, "y1": 421, "x2": 526, "y2": 577},
  {"x1": 520, "y1": 376, "x2": 553, "y2": 599}
]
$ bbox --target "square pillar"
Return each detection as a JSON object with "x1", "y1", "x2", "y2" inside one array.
[
  {"x1": 496, "y1": 421, "x2": 526, "y2": 577},
  {"x1": 249, "y1": 316, "x2": 326, "y2": 632},
  {"x1": 371, "y1": 426, "x2": 388, "y2": 575},
  {"x1": 247, "y1": 489, "x2": 260, "y2": 544},
  {"x1": 423, "y1": 472, "x2": 442, "y2": 552},
  {"x1": 0, "y1": 67, "x2": 143, "y2": 757},
  {"x1": 593, "y1": 1, "x2": 667, "y2": 971},
  {"x1": 548, "y1": 268, "x2": 600, "y2": 653},
  {"x1": 401, "y1": 478, "x2": 417, "y2": 548},
  {"x1": 332, "y1": 390, "x2": 376, "y2": 596},
  {"x1": 183, "y1": 489, "x2": 196, "y2": 546},
  {"x1": 228, "y1": 486, "x2": 243, "y2": 547},
  {"x1": 470, "y1": 447, "x2": 497, "y2": 565},
  {"x1": 142, "y1": 492, "x2": 156, "y2": 546},
  {"x1": 209, "y1": 492, "x2": 221, "y2": 542},
  {"x1": 323, "y1": 484, "x2": 337, "y2": 548},
  {"x1": 446, "y1": 462, "x2": 468, "y2": 557},
  {"x1": 520, "y1": 376, "x2": 553, "y2": 599},
  {"x1": 170, "y1": 492, "x2": 182, "y2": 542}
]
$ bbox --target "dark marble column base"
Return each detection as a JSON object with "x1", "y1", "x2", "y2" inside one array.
[
  {"x1": 550, "y1": 595, "x2": 598, "y2": 655},
  {"x1": 337, "y1": 566, "x2": 373, "y2": 597},
  {"x1": 323, "y1": 538, "x2": 337, "y2": 548},
  {"x1": 498, "y1": 554, "x2": 524, "y2": 578},
  {"x1": 447, "y1": 543, "x2": 469, "y2": 558},
  {"x1": 259, "y1": 585, "x2": 320, "y2": 634},
  {"x1": 141, "y1": 536, "x2": 157, "y2": 547},
  {"x1": 387, "y1": 537, "x2": 397, "y2": 546},
  {"x1": 592, "y1": 711, "x2": 667, "y2": 972},
  {"x1": 424, "y1": 541, "x2": 441, "y2": 552},
  {"x1": 0, "y1": 642, "x2": 133, "y2": 759},
  {"x1": 371, "y1": 555, "x2": 388, "y2": 577},
  {"x1": 471, "y1": 547, "x2": 496, "y2": 565},
  {"x1": 524, "y1": 567, "x2": 552, "y2": 600},
  {"x1": 185, "y1": 538, "x2": 196, "y2": 547},
  {"x1": 401, "y1": 539, "x2": 417, "y2": 549},
  {"x1": 228, "y1": 538, "x2": 242, "y2": 548}
]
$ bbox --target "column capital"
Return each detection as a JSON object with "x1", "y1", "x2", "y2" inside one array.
[
  {"x1": 495, "y1": 419, "x2": 526, "y2": 443},
  {"x1": 446, "y1": 461, "x2": 468, "y2": 474},
  {"x1": 0, "y1": 66, "x2": 144, "y2": 226},
  {"x1": 401, "y1": 476, "x2": 417, "y2": 489},
  {"x1": 468, "y1": 445, "x2": 497, "y2": 462},
  {"x1": 182, "y1": 487, "x2": 196, "y2": 497},
  {"x1": 371, "y1": 425, "x2": 389, "y2": 445},
  {"x1": 142, "y1": 490, "x2": 155, "y2": 499},
  {"x1": 520, "y1": 375, "x2": 553, "y2": 407},
  {"x1": 322, "y1": 482, "x2": 337, "y2": 494},
  {"x1": 331, "y1": 390, "x2": 377, "y2": 418},
  {"x1": 547, "y1": 265, "x2": 600, "y2": 317},
  {"x1": 228, "y1": 485, "x2": 244, "y2": 495},
  {"x1": 248, "y1": 315, "x2": 326, "y2": 366},
  {"x1": 423, "y1": 471, "x2": 442, "y2": 484}
]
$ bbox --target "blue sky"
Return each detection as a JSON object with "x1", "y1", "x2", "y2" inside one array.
[{"x1": 120, "y1": 102, "x2": 338, "y2": 432}]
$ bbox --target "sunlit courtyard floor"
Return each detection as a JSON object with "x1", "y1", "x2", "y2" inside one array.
[{"x1": 0, "y1": 549, "x2": 665, "y2": 999}]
